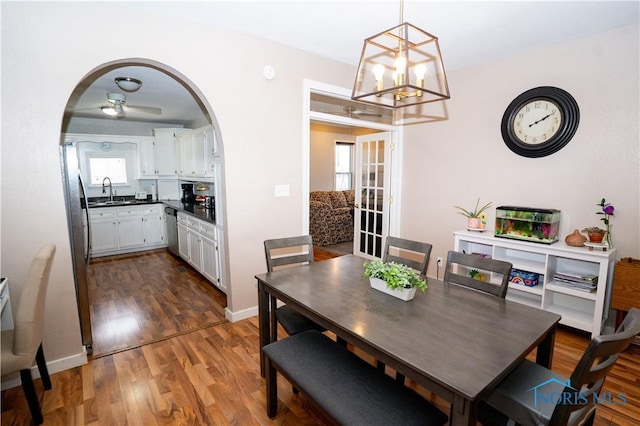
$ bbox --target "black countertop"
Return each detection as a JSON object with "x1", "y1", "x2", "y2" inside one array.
[
  {"x1": 162, "y1": 200, "x2": 216, "y2": 224},
  {"x1": 85, "y1": 196, "x2": 160, "y2": 208}
]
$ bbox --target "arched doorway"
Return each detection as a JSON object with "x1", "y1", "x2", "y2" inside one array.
[{"x1": 60, "y1": 59, "x2": 227, "y2": 354}]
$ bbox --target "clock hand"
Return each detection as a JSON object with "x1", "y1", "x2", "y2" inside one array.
[{"x1": 528, "y1": 112, "x2": 554, "y2": 127}]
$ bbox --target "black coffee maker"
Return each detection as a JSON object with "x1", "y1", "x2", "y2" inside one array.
[{"x1": 181, "y1": 183, "x2": 195, "y2": 202}]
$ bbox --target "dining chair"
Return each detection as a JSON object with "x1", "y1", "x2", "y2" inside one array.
[
  {"x1": 478, "y1": 307, "x2": 640, "y2": 426},
  {"x1": 264, "y1": 235, "x2": 325, "y2": 341},
  {"x1": 1, "y1": 243, "x2": 56, "y2": 425},
  {"x1": 383, "y1": 236, "x2": 432, "y2": 278},
  {"x1": 443, "y1": 250, "x2": 512, "y2": 298},
  {"x1": 379, "y1": 236, "x2": 433, "y2": 383}
]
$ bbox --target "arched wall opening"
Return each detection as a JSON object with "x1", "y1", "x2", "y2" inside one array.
[{"x1": 59, "y1": 58, "x2": 229, "y2": 354}]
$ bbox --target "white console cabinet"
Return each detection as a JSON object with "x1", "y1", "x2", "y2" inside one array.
[{"x1": 453, "y1": 230, "x2": 616, "y2": 337}]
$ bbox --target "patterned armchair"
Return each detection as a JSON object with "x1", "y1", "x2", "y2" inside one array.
[{"x1": 309, "y1": 190, "x2": 355, "y2": 246}]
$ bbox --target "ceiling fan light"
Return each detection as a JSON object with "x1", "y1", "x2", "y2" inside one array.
[
  {"x1": 115, "y1": 77, "x2": 142, "y2": 92},
  {"x1": 101, "y1": 106, "x2": 119, "y2": 116}
]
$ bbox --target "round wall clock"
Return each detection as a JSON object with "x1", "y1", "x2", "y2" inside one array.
[{"x1": 501, "y1": 86, "x2": 579, "y2": 158}]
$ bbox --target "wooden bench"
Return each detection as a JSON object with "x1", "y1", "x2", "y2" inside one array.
[{"x1": 262, "y1": 330, "x2": 448, "y2": 425}]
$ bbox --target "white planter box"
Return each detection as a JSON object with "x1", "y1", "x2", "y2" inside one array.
[{"x1": 369, "y1": 277, "x2": 416, "y2": 301}]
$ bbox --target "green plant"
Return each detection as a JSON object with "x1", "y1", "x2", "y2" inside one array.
[
  {"x1": 582, "y1": 226, "x2": 605, "y2": 233},
  {"x1": 363, "y1": 260, "x2": 427, "y2": 292},
  {"x1": 454, "y1": 198, "x2": 493, "y2": 218}
]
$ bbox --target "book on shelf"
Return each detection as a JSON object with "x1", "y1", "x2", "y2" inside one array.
[
  {"x1": 553, "y1": 272, "x2": 598, "y2": 285},
  {"x1": 552, "y1": 272, "x2": 598, "y2": 292}
]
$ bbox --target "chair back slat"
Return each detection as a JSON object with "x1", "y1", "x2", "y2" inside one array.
[
  {"x1": 551, "y1": 307, "x2": 640, "y2": 425},
  {"x1": 383, "y1": 236, "x2": 432, "y2": 277},
  {"x1": 264, "y1": 235, "x2": 314, "y2": 272},
  {"x1": 443, "y1": 250, "x2": 512, "y2": 298}
]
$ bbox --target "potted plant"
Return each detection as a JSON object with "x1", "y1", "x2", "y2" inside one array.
[
  {"x1": 363, "y1": 260, "x2": 427, "y2": 301},
  {"x1": 454, "y1": 198, "x2": 493, "y2": 230},
  {"x1": 582, "y1": 226, "x2": 606, "y2": 244}
]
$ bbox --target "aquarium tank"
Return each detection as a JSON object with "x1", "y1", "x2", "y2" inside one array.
[{"x1": 494, "y1": 206, "x2": 561, "y2": 244}]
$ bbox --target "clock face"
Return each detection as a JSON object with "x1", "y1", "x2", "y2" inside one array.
[
  {"x1": 512, "y1": 99, "x2": 562, "y2": 145},
  {"x1": 501, "y1": 87, "x2": 579, "y2": 158}
]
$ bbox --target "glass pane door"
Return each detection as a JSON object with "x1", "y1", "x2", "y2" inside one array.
[{"x1": 354, "y1": 132, "x2": 391, "y2": 258}]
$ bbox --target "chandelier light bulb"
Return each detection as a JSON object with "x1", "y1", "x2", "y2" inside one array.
[
  {"x1": 394, "y1": 56, "x2": 407, "y2": 85},
  {"x1": 372, "y1": 64, "x2": 385, "y2": 91}
]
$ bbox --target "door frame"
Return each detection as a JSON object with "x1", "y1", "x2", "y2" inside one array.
[{"x1": 303, "y1": 80, "x2": 403, "y2": 247}]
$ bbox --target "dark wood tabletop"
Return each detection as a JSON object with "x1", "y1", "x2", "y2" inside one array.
[{"x1": 256, "y1": 254, "x2": 561, "y2": 426}]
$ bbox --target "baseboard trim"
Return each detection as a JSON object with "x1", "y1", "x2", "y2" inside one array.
[
  {"x1": 1, "y1": 349, "x2": 88, "y2": 391},
  {"x1": 225, "y1": 305, "x2": 258, "y2": 322}
]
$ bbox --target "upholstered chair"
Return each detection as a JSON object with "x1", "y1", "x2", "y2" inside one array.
[{"x1": 1, "y1": 243, "x2": 56, "y2": 425}]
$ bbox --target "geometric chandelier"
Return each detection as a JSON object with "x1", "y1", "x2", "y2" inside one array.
[{"x1": 352, "y1": 1, "x2": 450, "y2": 108}]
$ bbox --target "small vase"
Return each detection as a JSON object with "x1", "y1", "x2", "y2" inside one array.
[
  {"x1": 565, "y1": 229, "x2": 587, "y2": 247},
  {"x1": 587, "y1": 231, "x2": 605, "y2": 244},
  {"x1": 369, "y1": 277, "x2": 416, "y2": 301}
]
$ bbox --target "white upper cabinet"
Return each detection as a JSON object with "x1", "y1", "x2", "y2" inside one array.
[
  {"x1": 177, "y1": 125, "x2": 216, "y2": 181},
  {"x1": 137, "y1": 137, "x2": 157, "y2": 178},
  {"x1": 139, "y1": 129, "x2": 191, "y2": 178}
]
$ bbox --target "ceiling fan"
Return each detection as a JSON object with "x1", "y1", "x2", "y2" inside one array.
[
  {"x1": 72, "y1": 92, "x2": 162, "y2": 119},
  {"x1": 340, "y1": 106, "x2": 382, "y2": 118}
]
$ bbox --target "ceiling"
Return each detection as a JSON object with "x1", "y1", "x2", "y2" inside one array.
[{"x1": 65, "y1": 1, "x2": 639, "y2": 126}]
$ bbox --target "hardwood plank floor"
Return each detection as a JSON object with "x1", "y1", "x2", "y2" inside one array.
[
  {"x1": 2, "y1": 249, "x2": 639, "y2": 425},
  {"x1": 87, "y1": 249, "x2": 227, "y2": 357}
]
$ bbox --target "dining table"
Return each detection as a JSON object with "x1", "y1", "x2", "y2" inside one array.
[{"x1": 256, "y1": 254, "x2": 562, "y2": 426}]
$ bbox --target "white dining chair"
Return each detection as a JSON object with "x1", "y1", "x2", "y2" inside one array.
[{"x1": 1, "y1": 243, "x2": 56, "y2": 425}]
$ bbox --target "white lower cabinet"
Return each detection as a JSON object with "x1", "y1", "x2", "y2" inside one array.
[
  {"x1": 176, "y1": 212, "x2": 224, "y2": 292},
  {"x1": 90, "y1": 209, "x2": 118, "y2": 252},
  {"x1": 116, "y1": 208, "x2": 145, "y2": 248},
  {"x1": 142, "y1": 205, "x2": 165, "y2": 245},
  {"x1": 453, "y1": 230, "x2": 616, "y2": 337},
  {"x1": 89, "y1": 204, "x2": 166, "y2": 257}
]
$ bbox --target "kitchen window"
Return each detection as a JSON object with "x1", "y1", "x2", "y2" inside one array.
[{"x1": 89, "y1": 156, "x2": 128, "y2": 185}]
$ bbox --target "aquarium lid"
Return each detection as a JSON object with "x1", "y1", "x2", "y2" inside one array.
[{"x1": 496, "y1": 206, "x2": 561, "y2": 214}]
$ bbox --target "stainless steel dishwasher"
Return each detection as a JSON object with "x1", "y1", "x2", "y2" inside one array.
[{"x1": 164, "y1": 206, "x2": 179, "y2": 255}]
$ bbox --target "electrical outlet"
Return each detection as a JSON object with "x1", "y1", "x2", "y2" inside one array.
[{"x1": 437, "y1": 257, "x2": 443, "y2": 267}]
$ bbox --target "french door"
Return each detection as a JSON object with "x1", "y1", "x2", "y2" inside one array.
[{"x1": 354, "y1": 132, "x2": 392, "y2": 259}]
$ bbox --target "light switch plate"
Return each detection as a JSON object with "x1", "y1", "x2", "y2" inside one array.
[{"x1": 274, "y1": 184, "x2": 290, "y2": 197}]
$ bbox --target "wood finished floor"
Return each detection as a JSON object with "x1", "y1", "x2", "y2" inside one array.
[
  {"x1": 87, "y1": 249, "x2": 227, "y2": 358},
  {"x1": 2, "y1": 248, "x2": 639, "y2": 425}
]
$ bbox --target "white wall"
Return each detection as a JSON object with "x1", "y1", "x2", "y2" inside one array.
[
  {"x1": 1, "y1": 2, "x2": 354, "y2": 368},
  {"x1": 401, "y1": 25, "x2": 640, "y2": 279}
]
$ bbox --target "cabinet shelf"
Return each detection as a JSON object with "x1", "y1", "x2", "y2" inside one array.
[
  {"x1": 454, "y1": 230, "x2": 616, "y2": 337},
  {"x1": 508, "y1": 282, "x2": 543, "y2": 295},
  {"x1": 546, "y1": 282, "x2": 597, "y2": 301}
]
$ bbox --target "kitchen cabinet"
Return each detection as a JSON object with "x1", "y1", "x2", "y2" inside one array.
[
  {"x1": 137, "y1": 137, "x2": 157, "y2": 178},
  {"x1": 89, "y1": 204, "x2": 166, "y2": 257},
  {"x1": 116, "y1": 207, "x2": 145, "y2": 248},
  {"x1": 453, "y1": 230, "x2": 616, "y2": 337},
  {"x1": 176, "y1": 211, "x2": 224, "y2": 292},
  {"x1": 139, "y1": 130, "x2": 191, "y2": 178},
  {"x1": 89, "y1": 209, "x2": 118, "y2": 252},
  {"x1": 177, "y1": 216, "x2": 189, "y2": 260},
  {"x1": 176, "y1": 125, "x2": 216, "y2": 180},
  {"x1": 186, "y1": 215, "x2": 203, "y2": 270},
  {"x1": 142, "y1": 205, "x2": 165, "y2": 245}
]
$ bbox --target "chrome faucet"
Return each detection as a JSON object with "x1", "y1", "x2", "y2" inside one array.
[{"x1": 102, "y1": 177, "x2": 113, "y2": 201}]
